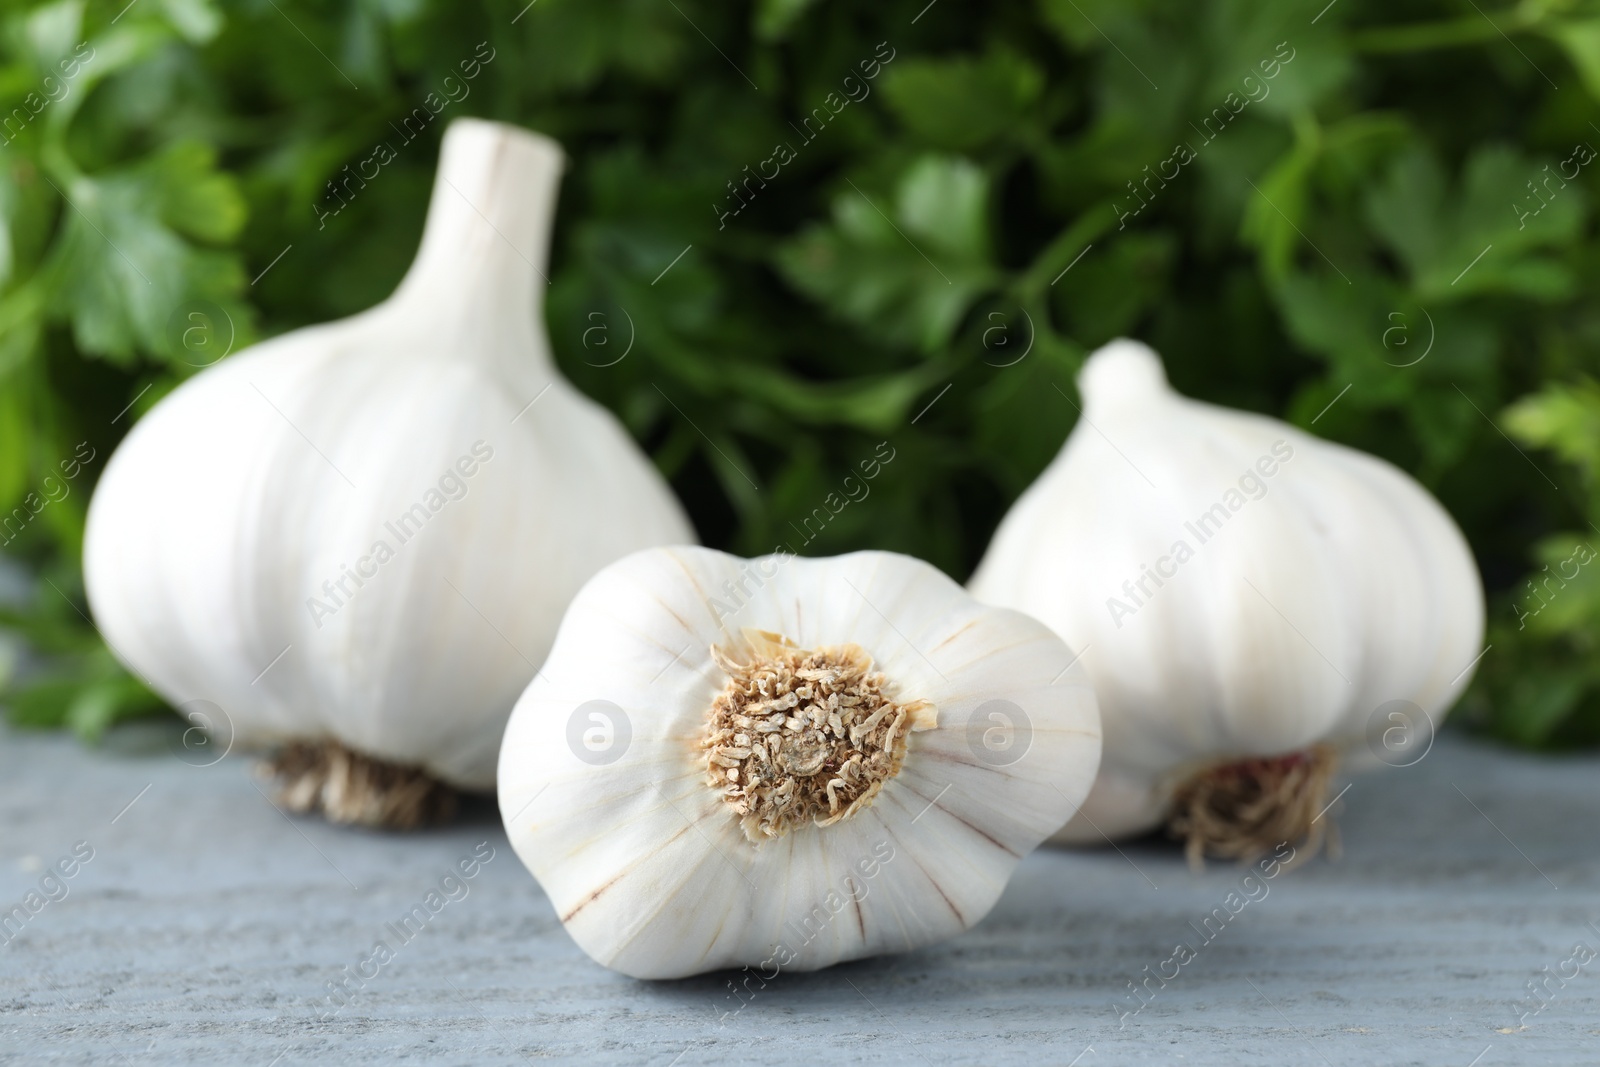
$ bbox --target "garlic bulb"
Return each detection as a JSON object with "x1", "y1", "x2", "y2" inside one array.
[
  {"x1": 497, "y1": 546, "x2": 1100, "y2": 979},
  {"x1": 969, "y1": 339, "x2": 1484, "y2": 865},
  {"x1": 83, "y1": 119, "x2": 694, "y2": 826}
]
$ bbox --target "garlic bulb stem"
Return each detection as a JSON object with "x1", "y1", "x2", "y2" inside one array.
[{"x1": 392, "y1": 124, "x2": 560, "y2": 334}]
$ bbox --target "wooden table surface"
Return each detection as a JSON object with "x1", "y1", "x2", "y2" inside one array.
[{"x1": 1, "y1": 720, "x2": 1595, "y2": 1065}]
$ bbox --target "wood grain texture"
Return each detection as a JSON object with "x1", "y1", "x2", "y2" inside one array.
[{"x1": 0, "y1": 721, "x2": 1595, "y2": 1065}]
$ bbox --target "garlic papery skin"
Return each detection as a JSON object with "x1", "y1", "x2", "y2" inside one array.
[
  {"x1": 968, "y1": 339, "x2": 1485, "y2": 863},
  {"x1": 496, "y1": 546, "x2": 1101, "y2": 979},
  {"x1": 82, "y1": 119, "x2": 694, "y2": 825}
]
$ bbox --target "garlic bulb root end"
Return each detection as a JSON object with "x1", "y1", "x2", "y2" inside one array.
[
  {"x1": 704, "y1": 633, "x2": 933, "y2": 844},
  {"x1": 1166, "y1": 744, "x2": 1339, "y2": 871},
  {"x1": 261, "y1": 740, "x2": 460, "y2": 830}
]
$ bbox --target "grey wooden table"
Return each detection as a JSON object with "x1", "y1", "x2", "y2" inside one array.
[{"x1": 0, "y1": 719, "x2": 1595, "y2": 1065}]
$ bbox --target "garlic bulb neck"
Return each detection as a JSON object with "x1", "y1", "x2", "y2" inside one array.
[
  {"x1": 704, "y1": 629, "x2": 936, "y2": 843},
  {"x1": 1077, "y1": 338, "x2": 1171, "y2": 415},
  {"x1": 391, "y1": 118, "x2": 562, "y2": 342}
]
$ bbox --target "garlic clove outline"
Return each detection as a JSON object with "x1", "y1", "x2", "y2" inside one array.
[
  {"x1": 497, "y1": 546, "x2": 1101, "y2": 979},
  {"x1": 969, "y1": 339, "x2": 1485, "y2": 863},
  {"x1": 83, "y1": 120, "x2": 695, "y2": 824}
]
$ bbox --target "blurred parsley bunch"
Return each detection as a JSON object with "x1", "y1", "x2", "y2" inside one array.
[{"x1": 2, "y1": 0, "x2": 1600, "y2": 747}]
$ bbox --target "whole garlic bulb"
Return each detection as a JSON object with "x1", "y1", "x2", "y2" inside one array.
[
  {"x1": 84, "y1": 119, "x2": 694, "y2": 826},
  {"x1": 969, "y1": 340, "x2": 1484, "y2": 864},
  {"x1": 497, "y1": 546, "x2": 1101, "y2": 979}
]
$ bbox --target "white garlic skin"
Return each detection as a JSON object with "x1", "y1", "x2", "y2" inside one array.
[
  {"x1": 969, "y1": 340, "x2": 1485, "y2": 843},
  {"x1": 497, "y1": 547, "x2": 1101, "y2": 979},
  {"x1": 83, "y1": 120, "x2": 694, "y2": 789}
]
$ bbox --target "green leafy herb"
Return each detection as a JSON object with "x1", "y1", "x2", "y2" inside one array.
[{"x1": 2, "y1": 0, "x2": 1599, "y2": 749}]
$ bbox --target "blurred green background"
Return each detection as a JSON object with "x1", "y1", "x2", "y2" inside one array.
[{"x1": 2, "y1": 0, "x2": 1599, "y2": 747}]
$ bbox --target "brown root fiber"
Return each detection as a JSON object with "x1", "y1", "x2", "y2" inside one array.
[
  {"x1": 704, "y1": 628, "x2": 936, "y2": 843},
  {"x1": 261, "y1": 740, "x2": 458, "y2": 830},
  {"x1": 1166, "y1": 745, "x2": 1339, "y2": 871}
]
